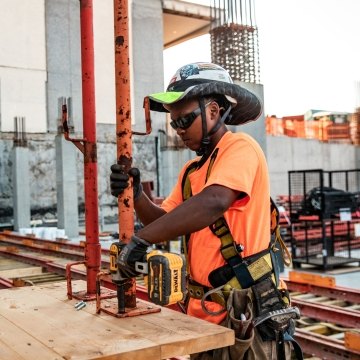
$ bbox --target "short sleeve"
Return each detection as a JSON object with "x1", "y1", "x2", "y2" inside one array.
[
  {"x1": 205, "y1": 135, "x2": 260, "y2": 197},
  {"x1": 160, "y1": 159, "x2": 197, "y2": 213}
]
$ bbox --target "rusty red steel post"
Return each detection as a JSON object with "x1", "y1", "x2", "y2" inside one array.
[
  {"x1": 113, "y1": 0, "x2": 137, "y2": 308},
  {"x1": 79, "y1": 0, "x2": 101, "y2": 295}
]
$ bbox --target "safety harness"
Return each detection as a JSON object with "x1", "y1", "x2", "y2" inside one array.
[
  {"x1": 181, "y1": 147, "x2": 303, "y2": 360},
  {"x1": 182, "y1": 148, "x2": 291, "y2": 303}
]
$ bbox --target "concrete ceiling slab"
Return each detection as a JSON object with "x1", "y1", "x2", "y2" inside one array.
[{"x1": 163, "y1": 0, "x2": 211, "y2": 48}]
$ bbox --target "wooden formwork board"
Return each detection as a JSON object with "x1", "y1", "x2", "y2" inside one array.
[
  {"x1": 345, "y1": 331, "x2": 360, "y2": 352},
  {"x1": 0, "y1": 280, "x2": 234, "y2": 360},
  {"x1": 289, "y1": 271, "x2": 336, "y2": 288}
]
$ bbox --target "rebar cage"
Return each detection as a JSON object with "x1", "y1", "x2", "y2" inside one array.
[{"x1": 210, "y1": 0, "x2": 260, "y2": 84}]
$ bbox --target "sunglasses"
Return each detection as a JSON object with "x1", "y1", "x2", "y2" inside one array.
[{"x1": 170, "y1": 102, "x2": 212, "y2": 130}]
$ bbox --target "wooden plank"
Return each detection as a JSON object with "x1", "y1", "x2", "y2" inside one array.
[
  {"x1": 307, "y1": 296, "x2": 330, "y2": 303},
  {"x1": 0, "y1": 340, "x2": 25, "y2": 360},
  {"x1": 35, "y1": 281, "x2": 234, "y2": 359},
  {"x1": 0, "y1": 286, "x2": 160, "y2": 360},
  {"x1": 322, "y1": 299, "x2": 348, "y2": 307},
  {"x1": 0, "y1": 281, "x2": 234, "y2": 359},
  {"x1": 301, "y1": 324, "x2": 329, "y2": 335},
  {"x1": 289, "y1": 271, "x2": 336, "y2": 288},
  {"x1": 327, "y1": 332, "x2": 345, "y2": 340},
  {"x1": 0, "y1": 257, "x2": 31, "y2": 271},
  {"x1": 0, "y1": 315, "x2": 61, "y2": 359},
  {"x1": 345, "y1": 331, "x2": 360, "y2": 352},
  {"x1": 0, "y1": 266, "x2": 43, "y2": 278}
]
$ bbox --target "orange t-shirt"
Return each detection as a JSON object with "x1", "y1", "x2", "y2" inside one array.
[{"x1": 161, "y1": 131, "x2": 270, "y2": 324}]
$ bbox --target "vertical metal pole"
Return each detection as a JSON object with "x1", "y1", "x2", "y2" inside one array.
[
  {"x1": 80, "y1": 0, "x2": 101, "y2": 295},
  {"x1": 113, "y1": 0, "x2": 137, "y2": 308}
]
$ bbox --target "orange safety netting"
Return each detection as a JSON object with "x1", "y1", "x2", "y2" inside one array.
[{"x1": 265, "y1": 114, "x2": 360, "y2": 144}]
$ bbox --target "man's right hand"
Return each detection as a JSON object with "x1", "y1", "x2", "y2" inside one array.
[
  {"x1": 115, "y1": 236, "x2": 151, "y2": 281},
  {"x1": 110, "y1": 165, "x2": 142, "y2": 199}
]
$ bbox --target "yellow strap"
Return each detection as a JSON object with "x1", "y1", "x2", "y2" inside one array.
[
  {"x1": 273, "y1": 226, "x2": 292, "y2": 267},
  {"x1": 205, "y1": 148, "x2": 219, "y2": 182},
  {"x1": 211, "y1": 217, "x2": 239, "y2": 260},
  {"x1": 182, "y1": 235, "x2": 190, "y2": 274},
  {"x1": 182, "y1": 164, "x2": 197, "y2": 201},
  {"x1": 247, "y1": 253, "x2": 273, "y2": 281},
  {"x1": 182, "y1": 162, "x2": 198, "y2": 274}
]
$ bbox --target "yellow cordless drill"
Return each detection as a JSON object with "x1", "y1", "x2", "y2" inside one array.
[{"x1": 109, "y1": 242, "x2": 186, "y2": 306}]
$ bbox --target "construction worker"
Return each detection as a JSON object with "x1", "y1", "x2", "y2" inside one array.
[{"x1": 110, "y1": 62, "x2": 302, "y2": 360}]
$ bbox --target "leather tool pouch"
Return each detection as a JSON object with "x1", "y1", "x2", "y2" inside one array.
[
  {"x1": 224, "y1": 287, "x2": 255, "y2": 359},
  {"x1": 251, "y1": 277, "x2": 293, "y2": 341}
]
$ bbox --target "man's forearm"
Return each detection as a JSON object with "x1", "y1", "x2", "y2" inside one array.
[
  {"x1": 134, "y1": 191, "x2": 166, "y2": 225},
  {"x1": 136, "y1": 196, "x2": 216, "y2": 243},
  {"x1": 136, "y1": 185, "x2": 239, "y2": 244}
]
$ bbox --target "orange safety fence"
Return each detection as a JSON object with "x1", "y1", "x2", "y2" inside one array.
[{"x1": 266, "y1": 115, "x2": 357, "y2": 144}]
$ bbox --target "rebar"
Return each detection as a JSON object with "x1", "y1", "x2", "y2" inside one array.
[
  {"x1": 57, "y1": 97, "x2": 74, "y2": 134},
  {"x1": 210, "y1": 0, "x2": 260, "y2": 84},
  {"x1": 13, "y1": 116, "x2": 27, "y2": 147}
]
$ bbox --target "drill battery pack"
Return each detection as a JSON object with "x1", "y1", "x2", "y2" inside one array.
[{"x1": 146, "y1": 252, "x2": 186, "y2": 306}]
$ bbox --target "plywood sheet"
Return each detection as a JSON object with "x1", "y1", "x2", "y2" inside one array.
[
  {"x1": 0, "y1": 280, "x2": 234, "y2": 359},
  {"x1": 0, "y1": 266, "x2": 43, "y2": 279}
]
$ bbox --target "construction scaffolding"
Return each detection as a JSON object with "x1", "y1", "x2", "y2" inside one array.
[{"x1": 210, "y1": 0, "x2": 260, "y2": 83}]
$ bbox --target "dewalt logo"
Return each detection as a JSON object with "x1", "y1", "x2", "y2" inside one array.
[{"x1": 173, "y1": 269, "x2": 179, "y2": 293}]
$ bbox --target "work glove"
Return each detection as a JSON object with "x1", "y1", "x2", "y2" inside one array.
[
  {"x1": 117, "y1": 235, "x2": 151, "y2": 279},
  {"x1": 110, "y1": 165, "x2": 142, "y2": 200}
]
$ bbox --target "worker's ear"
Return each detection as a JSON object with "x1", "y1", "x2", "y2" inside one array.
[{"x1": 209, "y1": 101, "x2": 220, "y2": 119}]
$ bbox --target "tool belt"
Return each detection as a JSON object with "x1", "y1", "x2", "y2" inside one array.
[
  {"x1": 187, "y1": 278, "x2": 226, "y2": 307},
  {"x1": 187, "y1": 247, "x2": 287, "y2": 312}
]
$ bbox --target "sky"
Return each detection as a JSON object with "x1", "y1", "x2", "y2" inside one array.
[{"x1": 163, "y1": 0, "x2": 360, "y2": 117}]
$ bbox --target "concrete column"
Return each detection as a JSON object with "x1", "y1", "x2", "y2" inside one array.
[
  {"x1": 131, "y1": 0, "x2": 165, "y2": 135},
  {"x1": 55, "y1": 135, "x2": 79, "y2": 238},
  {"x1": 12, "y1": 147, "x2": 31, "y2": 231},
  {"x1": 234, "y1": 82, "x2": 267, "y2": 156},
  {"x1": 45, "y1": 0, "x2": 82, "y2": 133},
  {"x1": 131, "y1": 0, "x2": 169, "y2": 195}
]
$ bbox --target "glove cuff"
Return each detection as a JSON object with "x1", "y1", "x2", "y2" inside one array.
[
  {"x1": 131, "y1": 234, "x2": 151, "y2": 248},
  {"x1": 134, "y1": 182, "x2": 143, "y2": 201}
]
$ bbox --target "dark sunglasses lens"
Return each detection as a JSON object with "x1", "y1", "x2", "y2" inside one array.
[{"x1": 171, "y1": 108, "x2": 200, "y2": 130}]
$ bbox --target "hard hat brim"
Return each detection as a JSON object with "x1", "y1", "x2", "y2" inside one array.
[
  {"x1": 148, "y1": 85, "x2": 196, "y2": 107},
  {"x1": 146, "y1": 81, "x2": 262, "y2": 126},
  {"x1": 148, "y1": 91, "x2": 186, "y2": 105}
]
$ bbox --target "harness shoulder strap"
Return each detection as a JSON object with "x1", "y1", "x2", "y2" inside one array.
[
  {"x1": 181, "y1": 161, "x2": 198, "y2": 201},
  {"x1": 182, "y1": 148, "x2": 220, "y2": 202},
  {"x1": 181, "y1": 149, "x2": 218, "y2": 273}
]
